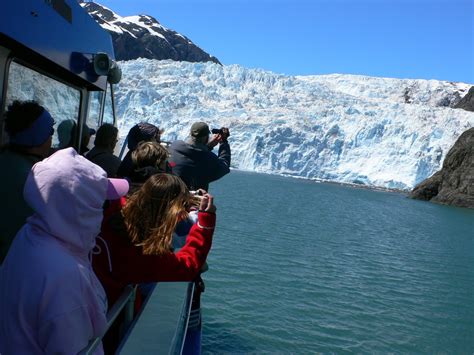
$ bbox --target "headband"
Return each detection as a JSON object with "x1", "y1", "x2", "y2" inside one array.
[{"x1": 10, "y1": 109, "x2": 54, "y2": 147}]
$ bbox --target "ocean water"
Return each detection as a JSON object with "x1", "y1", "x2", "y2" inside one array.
[{"x1": 201, "y1": 171, "x2": 474, "y2": 354}]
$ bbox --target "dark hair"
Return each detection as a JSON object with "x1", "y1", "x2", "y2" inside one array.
[
  {"x1": 127, "y1": 122, "x2": 162, "y2": 150},
  {"x1": 131, "y1": 141, "x2": 169, "y2": 169},
  {"x1": 94, "y1": 123, "x2": 118, "y2": 148},
  {"x1": 4, "y1": 100, "x2": 44, "y2": 135}
]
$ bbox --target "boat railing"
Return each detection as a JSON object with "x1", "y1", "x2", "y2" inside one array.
[
  {"x1": 78, "y1": 285, "x2": 137, "y2": 355},
  {"x1": 117, "y1": 282, "x2": 195, "y2": 354}
]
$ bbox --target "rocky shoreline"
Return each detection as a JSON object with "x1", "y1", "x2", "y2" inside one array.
[{"x1": 410, "y1": 127, "x2": 474, "y2": 208}]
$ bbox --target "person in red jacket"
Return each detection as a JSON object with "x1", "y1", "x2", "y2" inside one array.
[{"x1": 92, "y1": 173, "x2": 216, "y2": 307}]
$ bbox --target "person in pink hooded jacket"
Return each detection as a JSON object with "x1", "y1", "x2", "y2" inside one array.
[{"x1": 0, "y1": 148, "x2": 129, "y2": 354}]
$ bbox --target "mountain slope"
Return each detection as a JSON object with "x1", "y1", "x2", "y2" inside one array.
[
  {"x1": 80, "y1": 1, "x2": 220, "y2": 64},
  {"x1": 113, "y1": 59, "x2": 474, "y2": 190},
  {"x1": 454, "y1": 86, "x2": 474, "y2": 111}
]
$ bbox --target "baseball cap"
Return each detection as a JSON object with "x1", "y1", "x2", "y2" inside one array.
[{"x1": 190, "y1": 122, "x2": 210, "y2": 137}]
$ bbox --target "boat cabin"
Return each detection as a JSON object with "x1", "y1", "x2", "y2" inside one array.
[{"x1": 0, "y1": 1, "x2": 198, "y2": 353}]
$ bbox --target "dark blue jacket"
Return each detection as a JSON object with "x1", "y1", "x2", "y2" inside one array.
[{"x1": 169, "y1": 139, "x2": 231, "y2": 191}]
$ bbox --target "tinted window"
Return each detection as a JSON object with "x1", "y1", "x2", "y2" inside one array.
[{"x1": 6, "y1": 61, "x2": 80, "y2": 149}]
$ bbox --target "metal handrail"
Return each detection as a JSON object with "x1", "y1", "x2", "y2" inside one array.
[
  {"x1": 171, "y1": 282, "x2": 195, "y2": 355},
  {"x1": 118, "y1": 136, "x2": 128, "y2": 159},
  {"x1": 78, "y1": 285, "x2": 136, "y2": 355}
]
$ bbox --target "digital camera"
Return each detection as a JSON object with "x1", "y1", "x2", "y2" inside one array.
[{"x1": 190, "y1": 190, "x2": 204, "y2": 201}]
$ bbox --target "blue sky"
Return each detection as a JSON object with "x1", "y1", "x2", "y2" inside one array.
[{"x1": 96, "y1": 0, "x2": 473, "y2": 83}]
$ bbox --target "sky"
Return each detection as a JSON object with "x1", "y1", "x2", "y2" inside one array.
[{"x1": 94, "y1": 0, "x2": 473, "y2": 83}]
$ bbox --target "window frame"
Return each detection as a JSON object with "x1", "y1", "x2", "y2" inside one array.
[{"x1": 0, "y1": 48, "x2": 117, "y2": 150}]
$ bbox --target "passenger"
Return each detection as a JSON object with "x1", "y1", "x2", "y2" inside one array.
[
  {"x1": 168, "y1": 122, "x2": 231, "y2": 191},
  {"x1": 0, "y1": 148, "x2": 129, "y2": 354},
  {"x1": 127, "y1": 141, "x2": 195, "y2": 253},
  {"x1": 0, "y1": 100, "x2": 54, "y2": 263},
  {"x1": 128, "y1": 141, "x2": 198, "y2": 284},
  {"x1": 57, "y1": 119, "x2": 76, "y2": 149},
  {"x1": 116, "y1": 122, "x2": 162, "y2": 178},
  {"x1": 75, "y1": 123, "x2": 96, "y2": 155},
  {"x1": 86, "y1": 123, "x2": 122, "y2": 177},
  {"x1": 128, "y1": 141, "x2": 170, "y2": 194},
  {"x1": 57, "y1": 119, "x2": 95, "y2": 154},
  {"x1": 92, "y1": 173, "x2": 216, "y2": 307}
]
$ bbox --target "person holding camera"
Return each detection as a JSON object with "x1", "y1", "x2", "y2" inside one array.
[
  {"x1": 169, "y1": 122, "x2": 231, "y2": 191},
  {"x1": 92, "y1": 173, "x2": 216, "y2": 352}
]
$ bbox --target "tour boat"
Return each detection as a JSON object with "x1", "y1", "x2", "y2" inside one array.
[{"x1": 0, "y1": 1, "x2": 202, "y2": 353}]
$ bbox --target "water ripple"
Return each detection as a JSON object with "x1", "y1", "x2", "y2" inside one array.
[{"x1": 199, "y1": 172, "x2": 474, "y2": 353}]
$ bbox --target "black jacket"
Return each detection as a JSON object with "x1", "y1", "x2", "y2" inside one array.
[
  {"x1": 168, "y1": 139, "x2": 231, "y2": 191},
  {"x1": 116, "y1": 150, "x2": 133, "y2": 178},
  {"x1": 127, "y1": 166, "x2": 163, "y2": 195}
]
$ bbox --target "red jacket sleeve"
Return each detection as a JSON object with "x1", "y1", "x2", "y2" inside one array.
[
  {"x1": 113, "y1": 211, "x2": 216, "y2": 284},
  {"x1": 94, "y1": 207, "x2": 216, "y2": 305}
]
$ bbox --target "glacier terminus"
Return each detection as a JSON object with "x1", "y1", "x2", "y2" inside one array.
[{"x1": 113, "y1": 59, "x2": 474, "y2": 191}]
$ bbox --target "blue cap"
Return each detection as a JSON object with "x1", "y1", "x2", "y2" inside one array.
[{"x1": 9, "y1": 109, "x2": 54, "y2": 147}]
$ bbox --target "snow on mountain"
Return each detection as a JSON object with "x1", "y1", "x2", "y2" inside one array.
[
  {"x1": 83, "y1": 3, "x2": 169, "y2": 39},
  {"x1": 80, "y1": 1, "x2": 220, "y2": 64},
  {"x1": 114, "y1": 59, "x2": 474, "y2": 190}
]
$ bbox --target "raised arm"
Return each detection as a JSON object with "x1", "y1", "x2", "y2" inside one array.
[{"x1": 121, "y1": 194, "x2": 216, "y2": 283}]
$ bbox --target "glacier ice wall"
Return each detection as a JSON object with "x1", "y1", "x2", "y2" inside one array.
[{"x1": 114, "y1": 59, "x2": 474, "y2": 190}]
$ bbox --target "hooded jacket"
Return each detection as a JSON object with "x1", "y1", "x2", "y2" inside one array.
[{"x1": 0, "y1": 148, "x2": 108, "y2": 354}]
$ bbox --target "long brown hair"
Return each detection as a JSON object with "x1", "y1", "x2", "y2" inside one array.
[{"x1": 121, "y1": 173, "x2": 190, "y2": 255}]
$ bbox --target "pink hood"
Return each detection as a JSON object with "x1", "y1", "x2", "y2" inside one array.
[
  {"x1": 24, "y1": 147, "x2": 108, "y2": 254},
  {"x1": 0, "y1": 148, "x2": 108, "y2": 354}
]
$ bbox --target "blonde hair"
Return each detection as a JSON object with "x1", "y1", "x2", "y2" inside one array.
[
  {"x1": 121, "y1": 174, "x2": 189, "y2": 255},
  {"x1": 131, "y1": 141, "x2": 169, "y2": 169}
]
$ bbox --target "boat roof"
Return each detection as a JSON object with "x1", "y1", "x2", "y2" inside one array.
[{"x1": 0, "y1": 0, "x2": 115, "y2": 91}]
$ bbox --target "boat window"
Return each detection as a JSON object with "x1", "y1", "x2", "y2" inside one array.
[
  {"x1": 103, "y1": 83, "x2": 115, "y2": 125},
  {"x1": 88, "y1": 91, "x2": 102, "y2": 129},
  {"x1": 5, "y1": 61, "x2": 80, "y2": 149},
  {"x1": 84, "y1": 91, "x2": 102, "y2": 152}
]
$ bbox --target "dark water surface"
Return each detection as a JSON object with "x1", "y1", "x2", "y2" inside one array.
[{"x1": 200, "y1": 171, "x2": 474, "y2": 353}]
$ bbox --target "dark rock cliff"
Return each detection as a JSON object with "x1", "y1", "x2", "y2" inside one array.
[
  {"x1": 410, "y1": 127, "x2": 474, "y2": 208},
  {"x1": 454, "y1": 86, "x2": 474, "y2": 111}
]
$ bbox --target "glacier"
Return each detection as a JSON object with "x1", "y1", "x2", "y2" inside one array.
[{"x1": 114, "y1": 59, "x2": 474, "y2": 190}]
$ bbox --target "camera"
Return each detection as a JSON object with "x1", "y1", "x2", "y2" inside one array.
[
  {"x1": 190, "y1": 190, "x2": 204, "y2": 201},
  {"x1": 188, "y1": 190, "x2": 204, "y2": 209},
  {"x1": 211, "y1": 128, "x2": 223, "y2": 135}
]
